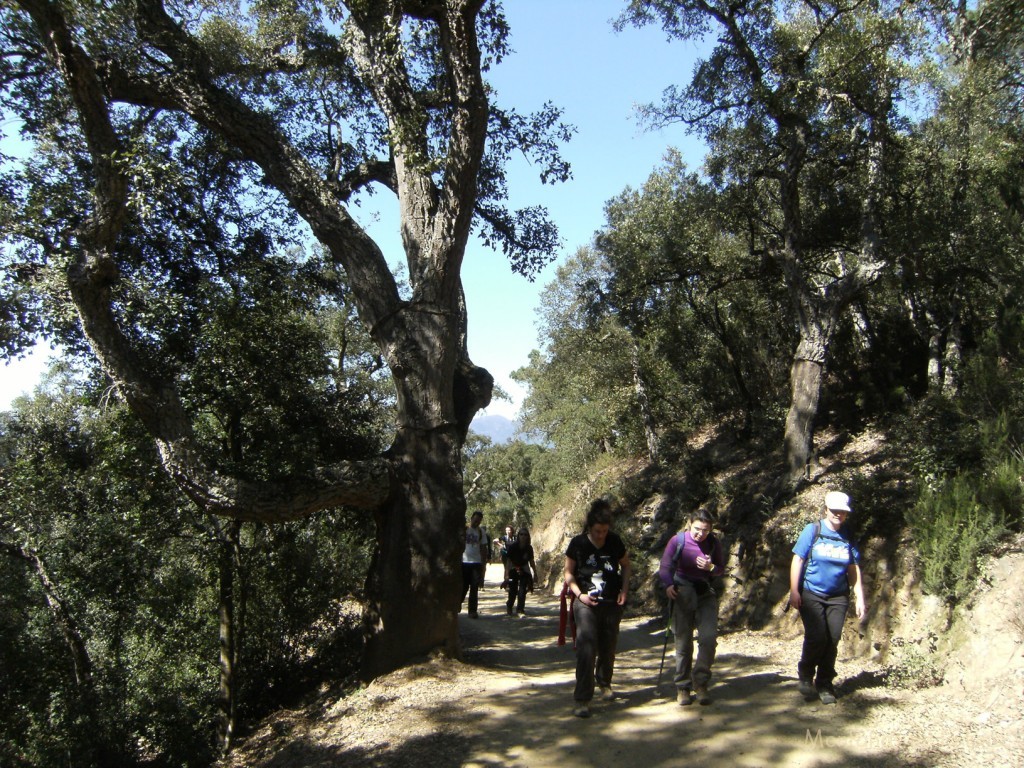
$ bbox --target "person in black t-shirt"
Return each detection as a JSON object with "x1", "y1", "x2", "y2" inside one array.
[
  {"x1": 503, "y1": 528, "x2": 538, "y2": 616},
  {"x1": 563, "y1": 497, "x2": 631, "y2": 718}
]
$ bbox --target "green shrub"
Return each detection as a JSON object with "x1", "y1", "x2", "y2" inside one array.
[
  {"x1": 979, "y1": 453, "x2": 1024, "y2": 532},
  {"x1": 908, "y1": 470, "x2": 1010, "y2": 604},
  {"x1": 883, "y1": 635, "x2": 944, "y2": 689}
]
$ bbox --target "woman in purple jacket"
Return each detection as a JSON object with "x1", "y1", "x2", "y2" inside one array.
[{"x1": 658, "y1": 508, "x2": 725, "y2": 705}]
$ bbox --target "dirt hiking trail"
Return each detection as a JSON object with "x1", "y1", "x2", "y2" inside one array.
[{"x1": 222, "y1": 564, "x2": 1021, "y2": 768}]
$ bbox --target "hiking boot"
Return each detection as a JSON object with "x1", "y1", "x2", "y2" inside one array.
[
  {"x1": 818, "y1": 687, "x2": 838, "y2": 705},
  {"x1": 506, "y1": 606, "x2": 513, "y2": 616},
  {"x1": 468, "y1": 611, "x2": 478, "y2": 619},
  {"x1": 599, "y1": 686, "x2": 615, "y2": 701},
  {"x1": 798, "y1": 678, "x2": 816, "y2": 699},
  {"x1": 572, "y1": 703, "x2": 591, "y2": 718},
  {"x1": 694, "y1": 686, "x2": 711, "y2": 705},
  {"x1": 516, "y1": 609, "x2": 526, "y2": 617},
  {"x1": 677, "y1": 688, "x2": 693, "y2": 706}
]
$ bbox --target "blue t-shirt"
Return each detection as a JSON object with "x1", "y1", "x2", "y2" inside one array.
[{"x1": 793, "y1": 522, "x2": 860, "y2": 596}]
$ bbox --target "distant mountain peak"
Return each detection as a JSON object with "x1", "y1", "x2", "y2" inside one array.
[{"x1": 470, "y1": 413, "x2": 517, "y2": 443}]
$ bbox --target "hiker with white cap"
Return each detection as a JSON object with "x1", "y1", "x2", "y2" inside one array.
[{"x1": 788, "y1": 490, "x2": 867, "y2": 704}]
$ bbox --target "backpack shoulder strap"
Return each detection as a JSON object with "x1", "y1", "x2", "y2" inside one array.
[
  {"x1": 669, "y1": 531, "x2": 688, "y2": 569},
  {"x1": 798, "y1": 521, "x2": 821, "y2": 589},
  {"x1": 805, "y1": 521, "x2": 821, "y2": 561}
]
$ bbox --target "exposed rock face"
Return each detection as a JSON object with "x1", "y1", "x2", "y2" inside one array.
[{"x1": 943, "y1": 548, "x2": 1024, "y2": 719}]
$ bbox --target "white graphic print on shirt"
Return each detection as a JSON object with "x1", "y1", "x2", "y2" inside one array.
[{"x1": 584, "y1": 554, "x2": 618, "y2": 600}]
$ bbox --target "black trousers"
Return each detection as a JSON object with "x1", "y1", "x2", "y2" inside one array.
[
  {"x1": 506, "y1": 568, "x2": 532, "y2": 613},
  {"x1": 797, "y1": 588, "x2": 850, "y2": 687},
  {"x1": 572, "y1": 600, "x2": 623, "y2": 703},
  {"x1": 461, "y1": 562, "x2": 482, "y2": 613}
]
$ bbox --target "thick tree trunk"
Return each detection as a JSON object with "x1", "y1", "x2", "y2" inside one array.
[
  {"x1": 361, "y1": 426, "x2": 465, "y2": 679},
  {"x1": 784, "y1": 355, "x2": 825, "y2": 481},
  {"x1": 780, "y1": 304, "x2": 834, "y2": 482},
  {"x1": 775, "y1": 102, "x2": 884, "y2": 481},
  {"x1": 360, "y1": 300, "x2": 491, "y2": 678}
]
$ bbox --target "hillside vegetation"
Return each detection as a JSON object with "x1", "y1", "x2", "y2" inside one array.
[{"x1": 530, "y1": 420, "x2": 1022, "y2": 687}]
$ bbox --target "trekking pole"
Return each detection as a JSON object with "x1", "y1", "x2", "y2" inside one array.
[{"x1": 656, "y1": 598, "x2": 674, "y2": 693}]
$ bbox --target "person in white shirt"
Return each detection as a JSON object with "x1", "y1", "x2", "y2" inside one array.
[{"x1": 461, "y1": 510, "x2": 488, "y2": 618}]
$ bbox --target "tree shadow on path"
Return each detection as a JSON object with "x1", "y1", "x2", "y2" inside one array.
[{"x1": 449, "y1": 564, "x2": 926, "y2": 768}]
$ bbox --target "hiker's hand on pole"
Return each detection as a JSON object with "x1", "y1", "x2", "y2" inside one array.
[{"x1": 666, "y1": 584, "x2": 678, "y2": 601}]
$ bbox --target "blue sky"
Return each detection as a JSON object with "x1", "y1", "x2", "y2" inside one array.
[
  {"x1": 419, "y1": 1, "x2": 709, "y2": 418},
  {"x1": 0, "y1": 2, "x2": 709, "y2": 413}
]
